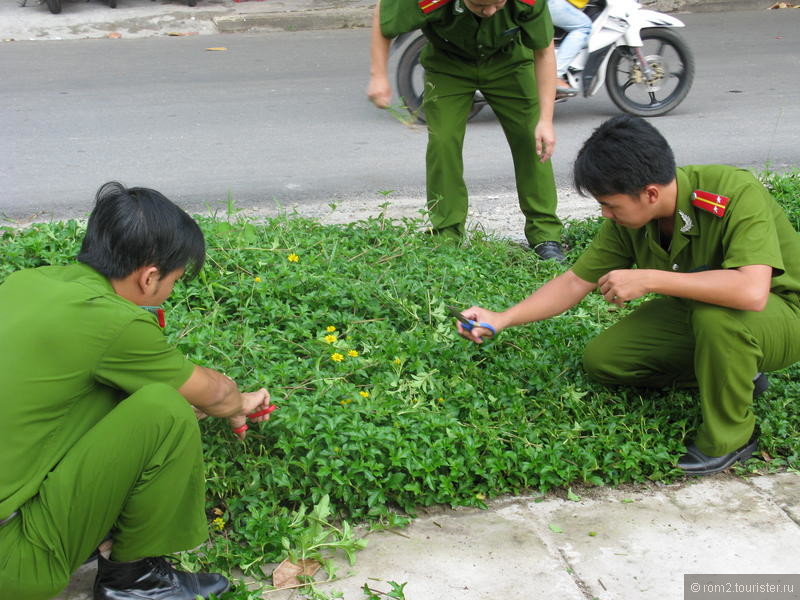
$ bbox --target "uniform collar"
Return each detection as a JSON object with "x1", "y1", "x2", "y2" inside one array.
[{"x1": 674, "y1": 168, "x2": 699, "y2": 237}]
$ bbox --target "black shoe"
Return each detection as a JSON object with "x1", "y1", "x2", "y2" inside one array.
[
  {"x1": 532, "y1": 241, "x2": 566, "y2": 263},
  {"x1": 677, "y1": 435, "x2": 759, "y2": 476},
  {"x1": 94, "y1": 555, "x2": 230, "y2": 600},
  {"x1": 753, "y1": 372, "x2": 769, "y2": 398}
]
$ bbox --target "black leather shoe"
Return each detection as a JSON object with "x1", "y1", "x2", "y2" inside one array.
[
  {"x1": 94, "y1": 555, "x2": 230, "y2": 600},
  {"x1": 677, "y1": 435, "x2": 758, "y2": 476},
  {"x1": 753, "y1": 372, "x2": 769, "y2": 398},
  {"x1": 532, "y1": 241, "x2": 566, "y2": 263}
]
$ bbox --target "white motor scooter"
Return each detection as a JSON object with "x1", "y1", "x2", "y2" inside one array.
[
  {"x1": 559, "y1": 0, "x2": 694, "y2": 116},
  {"x1": 392, "y1": 0, "x2": 695, "y2": 121}
]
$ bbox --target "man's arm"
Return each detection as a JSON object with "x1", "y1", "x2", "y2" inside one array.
[
  {"x1": 533, "y1": 42, "x2": 557, "y2": 162},
  {"x1": 179, "y1": 365, "x2": 272, "y2": 438},
  {"x1": 367, "y1": 3, "x2": 393, "y2": 108},
  {"x1": 458, "y1": 269, "x2": 597, "y2": 343},
  {"x1": 598, "y1": 264, "x2": 773, "y2": 311}
]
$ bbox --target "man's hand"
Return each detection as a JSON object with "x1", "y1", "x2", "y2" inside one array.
[
  {"x1": 455, "y1": 306, "x2": 505, "y2": 344},
  {"x1": 598, "y1": 269, "x2": 654, "y2": 307},
  {"x1": 535, "y1": 120, "x2": 556, "y2": 163},
  {"x1": 368, "y1": 74, "x2": 393, "y2": 108},
  {"x1": 368, "y1": 4, "x2": 393, "y2": 109},
  {"x1": 228, "y1": 388, "x2": 272, "y2": 440}
]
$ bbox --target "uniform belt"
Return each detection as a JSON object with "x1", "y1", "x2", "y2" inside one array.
[{"x1": 0, "y1": 511, "x2": 18, "y2": 527}]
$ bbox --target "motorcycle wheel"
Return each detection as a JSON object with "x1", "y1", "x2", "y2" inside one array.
[
  {"x1": 605, "y1": 27, "x2": 695, "y2": 117},
  {"x1": 396, "y1": 34, "x2": 484, "y2": 124},
  {"x1": 46, "y1": 0, "x2": 62, "y2": 14}
]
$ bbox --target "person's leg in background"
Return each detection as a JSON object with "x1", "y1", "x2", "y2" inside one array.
[
  {"x1": 422, "y1": 50, "x2": 479, "y2": 239},
  {"x1": 480, "y1": 48, "x2": 564, "y2": 258},
  {"x1": 548, "y1": 0, "x2": 592, "y2": 93}
]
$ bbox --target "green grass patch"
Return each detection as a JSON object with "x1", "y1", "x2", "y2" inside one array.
[{"x1": 2, "y1": 172, "x2": 798, "y2": 597}]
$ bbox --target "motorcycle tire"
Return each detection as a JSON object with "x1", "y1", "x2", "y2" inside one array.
[
  {"x1": 108, "y1": 0, "x2": 117, "y2": 7},
  {"x1": 46, "y1": 0, "x2": 62, "y2": 14},
  {"x1": 605, "y1": 27, "x2": 695, "y2": 118},
  {"x1": 396, "y1": 34, "x2": 484, "y2": 124}
]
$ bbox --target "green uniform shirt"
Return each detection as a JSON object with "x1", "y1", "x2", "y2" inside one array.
[
  {"x1": 380, "y1": 0, "x2": 553, "y2": 61},
  {"x1": 0, "y1": 263, "x2": 195, "y2": 520},
  {"x1": 572, "y1": 166, "x2": 800, "y2": 306}
]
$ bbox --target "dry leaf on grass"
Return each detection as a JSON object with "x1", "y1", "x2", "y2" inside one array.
[
  {"x1": 768, "y1": 2, "x2": 797, "y2": 7},
  {"x1": 271, "y1": 558, "x2": 321, "y2": 589}
]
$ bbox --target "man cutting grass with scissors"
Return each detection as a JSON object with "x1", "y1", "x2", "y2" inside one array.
[
  {"x1": 0, "y1": 182, "x2": 275, "y2": 600},
  {"x1": 456, "y1": 116, "x2": 800, "y2": 476}
]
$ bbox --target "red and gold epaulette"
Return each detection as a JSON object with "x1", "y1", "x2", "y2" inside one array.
[
  {"x1": 419, "y1": 0, "x2": 453, "y2": 14},
  {"x1": 516, "y1": 0, "x2": 536, "y2": 5},
  {"x1": 692, "y1": 190, "x2": 729, "y2": 218}
]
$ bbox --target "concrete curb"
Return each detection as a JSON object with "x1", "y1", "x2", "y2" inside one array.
[
  {"x1": 214, "y1": 0, "x2": 771, "y2": 35},
  {"x1": 0, "y1": 0, "x2": 777, "y2": 42},
  {"x1": 214, "y1": 6, "x2": 372, "y2": 34},
  {"x1": 214, "y1": 0, "x2": 774, "y2": 33}
]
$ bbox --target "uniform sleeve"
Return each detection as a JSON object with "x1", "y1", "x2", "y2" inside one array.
[
  {"x1": 380, "y1": 0, "x2": 428, "y2": 37},
  {"x1": 95, "y1": 314, "x2": 195, "y2": 394},
  {"x1": 518, "y1": 0, "x2": 554, "y2": 51},
  {"x1": 571, "y1": 220, "x2": 636, "y2": 283},
  {"x1": 720, "y1": 181, "x2": 785, "y2": 274}
]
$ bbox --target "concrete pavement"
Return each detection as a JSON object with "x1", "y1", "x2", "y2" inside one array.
[{"x1": 57, "y1": 472, "x2": 800, "y2": 600}]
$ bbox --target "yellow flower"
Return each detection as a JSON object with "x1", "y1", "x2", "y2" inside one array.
[
  {"x1": 393, "y1": 358, "x2": 402, "y2": 365},
  {"x1": 347, "y1": 350, "x2": 359, "y2": 357},
  {"x1": 211, "y1": 517, "x2": 225, "y2": 531},
  {"x1": 358, "y1": 391, "x2": 370, "y2": 398},
  {"x1": 324, "y1": 334, "x2": 337, "y2": 344},
  {"x1": 326, "y1": 326, "x2": 337, "y2": 333},
  {"x1": 437, "y1": 397, "x2": 445, "y2": 403},
  {"x1": 339, "y1": 399, "x2": 352, "y2": 406},
  {"x1": 254, "y1": 276, "x2": 262, "y2": 283},
  {"x1": 287, "y1": 253, "x2": 299, "y2": 263},
  {"x1": 331, "y1": 353, "x2": 344, "y2": 362}
]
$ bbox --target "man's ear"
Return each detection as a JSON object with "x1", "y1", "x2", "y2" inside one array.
[
  {"x1": 135, "y1": 265, "x2": 161, "y2": 294},
  {"x1": 643, "y1": 184, "x2": 661, "y2": 205}
]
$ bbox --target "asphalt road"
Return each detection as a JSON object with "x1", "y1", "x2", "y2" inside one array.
[{"x1": 1, "y1": 9, "x2": 798, "y2": 222}]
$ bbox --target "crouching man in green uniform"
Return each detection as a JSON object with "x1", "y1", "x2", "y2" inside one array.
[
  {"x1": 368, "y1": 0, "x2": 566, "y2": 262},
  {"x1": 0, "y1": 182, "x2": 274, "y2": 600},
  {"x1": 457, "y1": 116, "x2": 800, "y2": 475}
]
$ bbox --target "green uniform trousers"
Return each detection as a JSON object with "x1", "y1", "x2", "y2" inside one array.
[
  {"x1": 582, "y1": 294, "x2": 800, "y2": 457},
  {"x1": 421, "y1": 44, "x2": 562, "y2": 246},
  {"x1": 0, "y1": 384, "x2": 207, "y2": 600}
]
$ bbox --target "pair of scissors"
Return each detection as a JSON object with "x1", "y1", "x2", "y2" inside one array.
[
  {"x1": 447, "y1": 306, "x2": 496, "y2": 340},
  {"x1": 232, "y1": 404, "x2": 278, "y2": 436}
]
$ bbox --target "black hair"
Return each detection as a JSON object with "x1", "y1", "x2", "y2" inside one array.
[
  {"x1": 77, "y1": 181, "x2": 205, "y2": 280},
  {"x1": 573, "y1": 115, "x2": 676, "y2": 198}
]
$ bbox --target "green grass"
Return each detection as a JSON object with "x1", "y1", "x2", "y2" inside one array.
[{"x1": 2, "y1": 171, "x2": 799, "y2": 598}]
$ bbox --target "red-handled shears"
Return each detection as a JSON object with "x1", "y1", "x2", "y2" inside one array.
[{"x1": 231, "y1": 404, "x2": 278, "y2": 436}]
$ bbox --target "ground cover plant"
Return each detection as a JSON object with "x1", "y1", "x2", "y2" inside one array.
[{"x1": 2, "y1": 170, "x2": 798, "y2": 599}]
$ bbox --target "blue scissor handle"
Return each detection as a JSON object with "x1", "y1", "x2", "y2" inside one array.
[{"x1": 460, "y1": 319, "x2": 496, "y2": 336}]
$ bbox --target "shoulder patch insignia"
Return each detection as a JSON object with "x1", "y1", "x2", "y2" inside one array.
[
  {"x1": 419, "y1": 0, "x2": 454, "y2": 14},
  {"x1": 692, "y1": 189, "x2": 729, "y2": 218},
  {"x1": 516, "y1": 0, "x2": 537, "y2": 5}
]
